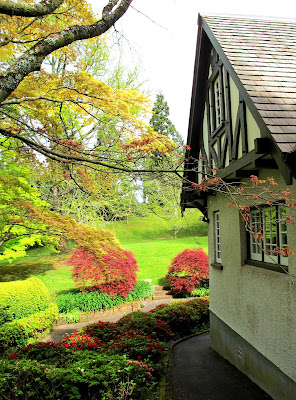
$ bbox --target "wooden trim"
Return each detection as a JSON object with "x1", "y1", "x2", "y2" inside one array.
[{"x1": 218, "y1": 150, "x2": 264, "y2": 179}]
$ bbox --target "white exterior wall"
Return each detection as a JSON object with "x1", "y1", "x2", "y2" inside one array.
[{"x1": 208, "y1": 170, "x2": 296, "y2": 382}]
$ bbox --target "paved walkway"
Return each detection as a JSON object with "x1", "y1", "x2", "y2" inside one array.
[
  {"x1": 42, "y1": 299, "x2": 176, "y2": 343},
  {"x1": 166, "y1": 333, "x2": 272, "y2": 400}
]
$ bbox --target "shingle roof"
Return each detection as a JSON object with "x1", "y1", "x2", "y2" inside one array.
[{"x1": 203, "y1": 15, "x2": 296, "y2": 153}]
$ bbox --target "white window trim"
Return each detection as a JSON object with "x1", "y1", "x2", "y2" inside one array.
[
  {"x1": 249, "y1": 206, "x2": 288, "y2": 267},
  {"x1": 214, "y1": 211, "x2": 222, "y2": 263}
]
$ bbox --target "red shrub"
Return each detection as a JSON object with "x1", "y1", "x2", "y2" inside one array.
[
  {"x1": 69, "y1": 245, "x2": 138, "y2": 298},
  {"x1": 165, "y1": 248, "x2": 209, "y2": 295}
]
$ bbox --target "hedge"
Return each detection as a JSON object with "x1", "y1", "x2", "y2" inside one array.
[
  {"x1": 0, "y1": 277, "x2": 50, "y2": 325},
  {"x1": 0, "y1": 302, "x2": 59, "y2": 350}
]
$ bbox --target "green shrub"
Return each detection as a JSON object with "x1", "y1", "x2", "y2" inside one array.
[
  {"x1": 0, "y1": 302, "x2": 58, "y2": 350},
  {"x1": 57, "y1": 281, "x2": 153, "y2": 314},
  {"x1": 0, "y1": 277, "x2": 50, "y2": 325},
  {"x1": 63, "y1": 309, "x2": 81, "y2": 324},
  {"x1": 190, "y1": 286, "x2": 210, "y2": 298},
  {"x1": 0, "y1": 352, "x2": 157, "y2": 399},
  {"x1": 126, "y1": 280, "x2": 154, "y2": 301},
  {"x1": 148, "y1": 298, "x2": 209, "y2": 337}
]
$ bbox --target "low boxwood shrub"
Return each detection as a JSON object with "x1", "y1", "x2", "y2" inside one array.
[
  {"x1": 57, "y1": 281, "x2": 153, "y2": 314},
  {"x1": 0, "y1": 302, "x2": 59, "y2": 350},
  {"x1": 0, "y1": 277, "x2": 50, "y2": 325},
  {"x1": 165, "y1": 248, "x2": 209, "y2": 296}
]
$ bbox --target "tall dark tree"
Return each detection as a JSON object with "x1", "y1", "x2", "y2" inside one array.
[{"x1": 149, "y1": 92, "x2": 184, "y2": 147}]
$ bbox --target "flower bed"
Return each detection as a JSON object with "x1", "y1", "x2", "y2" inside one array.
[
  {"x1": 57, "y1": 280, "x2": 154, "y2": 323},
  {"x1": 0, "y1": 298, "x2": 209, "y2": 400}
]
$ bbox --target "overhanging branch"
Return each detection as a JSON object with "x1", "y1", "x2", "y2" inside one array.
[{"x1": 0, "y1": 0, "x2": 64, "y2": 17}]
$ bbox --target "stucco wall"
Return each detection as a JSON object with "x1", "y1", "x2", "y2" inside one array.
[{"x1": 208, "y1": 169, "x2": 296, "y2": 382}]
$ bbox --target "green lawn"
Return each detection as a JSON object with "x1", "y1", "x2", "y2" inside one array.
[
  {"x1": 0, "y1": 215, "x2": 208, "y2": 292},
  {"x1": 122, "y1": 236, "x2": 208, "y2": 285}
]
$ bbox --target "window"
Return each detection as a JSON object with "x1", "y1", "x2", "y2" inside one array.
[
  {"x1": 214, "y1": 76, "x2": 222, "y2": 127},
  {"x1": 249, "y1": 206, "x2": 288, "y2": 267},
  {"x1": 214, "y1": 211, "x2": 222, "y2": 263}
]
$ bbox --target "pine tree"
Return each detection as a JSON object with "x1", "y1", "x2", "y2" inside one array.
[{"x1": 149, "y1": 93, "x2": 183, "y2": 147}]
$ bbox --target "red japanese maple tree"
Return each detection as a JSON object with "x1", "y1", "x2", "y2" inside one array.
[
  {"x1": 69, "y1": 245, "x2": 138, "y2": 298},
  {"x1": 165, "y1": 248, "x2": 209, "y2": 295}
]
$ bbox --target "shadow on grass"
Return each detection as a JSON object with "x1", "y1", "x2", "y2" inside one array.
[
  {"x1": 0, "y1": 258, "x2": 54, "y2": 282},
  {"x1": 0, "y1": 247, "x2": 72, "y2": 283},
  {"x1": 158, "y1": 277, "x2": 170, "y2": 286},
  {"x1": 57, "y1": 287, "x2": 81, "y2": 295}
]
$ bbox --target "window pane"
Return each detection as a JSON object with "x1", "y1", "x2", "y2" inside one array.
[{"x1": 214, "y1": 77, "x2": 222, "y2": 127}]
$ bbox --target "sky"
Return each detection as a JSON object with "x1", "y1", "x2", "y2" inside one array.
[{"x1": 89, "y1": 0, "x2": 296, "y2": 140}]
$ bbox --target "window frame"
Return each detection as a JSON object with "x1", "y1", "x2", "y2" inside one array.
[
  {"x1": 247, "y1": 205, "x2": 288, "y2": 271},
  {"x1": 214, "y1": 211, "x2": 222, "y2": 264}
]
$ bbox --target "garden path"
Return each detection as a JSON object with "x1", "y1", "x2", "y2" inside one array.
[
  {"x1": 42, "y1": 298, "x2": 176, "y2": 343},
  {"x1": 166, "y1": 333, "x2": 272, "y2": 400}
]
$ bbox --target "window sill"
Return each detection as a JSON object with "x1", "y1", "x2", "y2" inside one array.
[
  {"x1": 211, "y1": 262, "x2": 223, "y2": 270},
  {"x1": 245, "y1": 259, "x2": 288, "y2": 274}
]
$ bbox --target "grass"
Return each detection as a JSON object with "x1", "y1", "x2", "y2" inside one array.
[
  {"x1": 122, "y1": 236, "x2": 208, "y2": 285},
  {"x1": 105, "y1": 211, "x2": 208, "y2": 242},
  {"x1": 0, "y1": 214, "x2": 208, "y2": 292}
]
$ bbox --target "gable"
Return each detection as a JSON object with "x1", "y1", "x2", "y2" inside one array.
[{"x1": 183, "y1": 15, "x2": 296, "y2": 210}]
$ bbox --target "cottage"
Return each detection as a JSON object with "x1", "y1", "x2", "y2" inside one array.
[{"x1": 182, "y1": 15, "x2": 296, "y2": 400}]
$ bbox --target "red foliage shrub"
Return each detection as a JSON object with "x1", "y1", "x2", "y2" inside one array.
[
  {"x1": 165, "y1": 248, "x2": 209, "y2": 295},
  {"x1": 69, "y1": 245, "x2": 138, "y2": 298}
]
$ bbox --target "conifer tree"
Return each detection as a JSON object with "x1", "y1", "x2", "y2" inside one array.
[{"x1": 149, "y1": 93, "x2": 183, "y2": 147}]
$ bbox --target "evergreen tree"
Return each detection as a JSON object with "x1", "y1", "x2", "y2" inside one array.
[{"x1": 149, "y1": 93, "x2": 184, "y2": 147}]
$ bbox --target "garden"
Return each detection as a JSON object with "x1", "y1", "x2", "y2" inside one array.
[{"x1": 0, "y1": 218, "x2": 209, "y2": 399}]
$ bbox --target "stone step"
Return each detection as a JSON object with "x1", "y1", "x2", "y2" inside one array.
[
  {"x1": 154, "y1": 295, "x2": 174, "y2": 300},
  {"x1": 154, "y1": 285, "x2": 174, "y2": 299}
]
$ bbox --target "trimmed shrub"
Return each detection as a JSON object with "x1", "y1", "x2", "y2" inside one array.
[
  {"x1": 165, "y1": 248, "x2": 209, "y2": 295},
  {"x1": 0, "y1": 277, "x2": 50, "y2": 325},
  {"x1": 70, "y1": 246, "x2": 138, "y2": 298},
  {"x1": 57, "y1": 281, "x2": 153, "y2": 314},
  {"x1": 0, "y1": 303, "x2": 59, "y2": 350}
]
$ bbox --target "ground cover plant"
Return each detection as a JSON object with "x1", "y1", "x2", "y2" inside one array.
[
  {"x1": 57, "y1": 281, "x2": 154, "y2": 315},
  {"x1": 1, "y1": 298, "x2": 209, "y2": 400}
]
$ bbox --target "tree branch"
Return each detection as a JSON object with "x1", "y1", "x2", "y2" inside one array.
[
  {"x1": 0, "y1": 0, "x2": 64, "y2": 17},
  {"x1": 0, "y1": 126, "x2": 181, "y2": 175},
  {"x1": 0, "y1": 0, "x2": 133, "y2": 103}
]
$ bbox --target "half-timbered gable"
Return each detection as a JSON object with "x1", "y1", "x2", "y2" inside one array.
[
  {"x1": 183, "y1": 15, "x2": 296, "y2": 400},
  {"x1": 183, "y1": 15, "x2": 296, "y2": 215}
]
